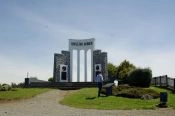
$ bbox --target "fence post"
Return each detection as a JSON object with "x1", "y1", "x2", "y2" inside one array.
[
  {"x1": 155, "y1": 77, "x2": 157, "y2": 86},
  {"x1": 160, "y1": 76, "x2": 162, "y2": 86},
  {"x1": 165, "y1": 75, "x2": 168, "y2": 87}
]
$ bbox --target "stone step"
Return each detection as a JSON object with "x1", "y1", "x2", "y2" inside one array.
[{"x1": 28, "y1": 82, "x2": 101, "y2": 89}]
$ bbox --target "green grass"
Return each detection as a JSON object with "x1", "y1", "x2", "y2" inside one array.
[
  {"x1": 150, "y1": 87, "x2": 175, "y2": 109},
  {"x1": 60, "y1": 87, "x2": 175, "y2": 110},
  {"x1": 0, "y1": 88, "x2": 50, "y2": 101}
]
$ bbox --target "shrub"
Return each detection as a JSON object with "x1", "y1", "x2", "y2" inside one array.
[
  {"x1": 127, "y1": 68, "x2": 152, "y2": 87},
  {"x1": 11, "y1": 83, "x2": 18, "y2": 88},
  {"x1": 112, "y1": 85, "x2": 159, "y2": 99},
  {"x1": 1, "y1": 84, "x2": 11, "y2": 91},
  {"x1": 17, "y1": 82, "x2": 25, "y2": 88},
  {"x1": 112, "y1": 84, "x2": 131, "y2": 94},
  {"x1": 48, "y1": 77, "x2": 53, "y2": 82},
  {"x1": 116, "y1": 88, "x2": 143, "y2": 98}
]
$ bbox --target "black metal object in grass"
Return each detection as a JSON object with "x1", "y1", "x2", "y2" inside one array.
[
  {"x1": 102, "y1": 83, "x2": 115, "y2": 96},
  {"x1": 157, "y1": 92, "x2": 168, "y2": 108}
]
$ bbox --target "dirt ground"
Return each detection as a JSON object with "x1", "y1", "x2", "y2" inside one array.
[{"x1": 0, "y1": 89, "x2": 175, "y2": 116}]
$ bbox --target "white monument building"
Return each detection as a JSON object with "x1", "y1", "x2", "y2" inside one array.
[{"x1": 53, "y1": 38, "x2": 108, "y2": 82}]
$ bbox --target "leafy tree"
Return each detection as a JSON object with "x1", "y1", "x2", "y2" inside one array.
[
  {"x1": 108, "y1": 63, "x2": 117, "y2": 81},
  {"x1": 48, "y1": 77, "x2": 53, "y2": 82},
  {"x1": 116, "y1": 60, "x2": 136, "y2": 83}
]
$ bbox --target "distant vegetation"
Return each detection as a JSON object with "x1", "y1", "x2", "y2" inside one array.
[
  {"x1": 0, "y1": 84, "x2": 12, "y2": 91},
  {"x1": 0, "y1": 83, "x2": 25, "y2": 92},
  {"x1": 0, "y1": 82, "x2": 50, "y2": 101},
  {"x1": 48, "y1": 77, "x2": 53, "y2": 82},
  {"x1": 108, "y1": 60, "x2": 152, "y2": 87},
  {"x1": 108, "y1": 60, "x2": 136, "y2": 82}
]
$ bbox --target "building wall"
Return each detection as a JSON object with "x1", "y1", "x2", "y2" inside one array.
[
  {"x1": 93, "y1": 50, "x2": 108, "y2": 81},
  {"x1": 61, "y1": 51, "x2": 70, "y2": 82},
  {"x1": 53, "y1": 51, "x2": 70, "y2": 82},
  {"x1": 53, "y1": 50, "x2": 108, "y2": 82}
]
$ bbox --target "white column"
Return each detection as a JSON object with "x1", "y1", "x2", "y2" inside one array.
[
  {"x1": 91, "y1": 49, "x2": 93, "y2": 82},
  {"x1": 84, "y1": 50, "x2": 87, "y2": 82},
  {"x1": 70, "y1": 50, "x2": 73, "y2": 82},
  {"x1": 77, "y1": 50, "x2": 80, "y2": 82}
]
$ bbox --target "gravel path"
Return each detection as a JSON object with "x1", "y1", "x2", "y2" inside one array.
[{"x1": 0, "y1": 89, "x2": 175, "y2": 116}]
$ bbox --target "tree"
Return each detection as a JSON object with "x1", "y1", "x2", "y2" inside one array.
[
  {"x1": 116, "y1": 60, "x2": 136, "y2": 83},
  {"x1": 48, "y1": 77, "x2": 53, "y2": 82},
  {"x1": 107, "y1": 63, "x2": 117, "y2": 81}
]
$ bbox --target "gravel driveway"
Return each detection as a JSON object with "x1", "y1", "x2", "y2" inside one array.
[{"x1": 0, "y1": 89, "x2": 175, "y2": 116}]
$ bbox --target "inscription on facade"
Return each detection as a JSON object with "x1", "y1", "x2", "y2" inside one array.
[{"x1": 71, "y1": 42, "x2": 93, "y2": 46}]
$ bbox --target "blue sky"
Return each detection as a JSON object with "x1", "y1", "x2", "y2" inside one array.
[{"x1": 0, "y1": 0, "x2": 175, "y2": 84}]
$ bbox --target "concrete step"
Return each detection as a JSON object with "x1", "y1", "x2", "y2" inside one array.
[{"x1": 28, "y1": 82, "x2": 100, "y2": 89}]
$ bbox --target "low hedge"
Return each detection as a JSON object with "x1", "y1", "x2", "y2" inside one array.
[{"x1": 112, "y1": 85, "x2": 159, "y2": 99}]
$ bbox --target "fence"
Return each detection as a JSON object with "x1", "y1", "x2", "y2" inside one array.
[{"x1": 151, "y1": 75, "x2": 175, "y2": 92}]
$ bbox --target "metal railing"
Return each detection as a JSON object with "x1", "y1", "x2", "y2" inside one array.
[{"x1": 151, "y1": 75, "x2": 175, "y2": 92}]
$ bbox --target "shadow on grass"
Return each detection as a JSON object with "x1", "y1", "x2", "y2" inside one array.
[
  {"x1": 86, "y1": 97, "x2": 96, "y2": 100},
  {"x1": 85, "y1": 95, "x2": 108, "y2": 100}
]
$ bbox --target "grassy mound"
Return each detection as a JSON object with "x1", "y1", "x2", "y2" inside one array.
[{"x1": 104, "y1": 85, "x2": 160, "y2": 99}]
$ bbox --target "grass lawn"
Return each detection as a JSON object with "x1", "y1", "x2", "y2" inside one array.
[
  {"x1": 0, "y1": 88, "x2": 50, "y2": 101},
  {"x1": 150, "y1": 87, "x2": 175, "y2": 109},
  {"x1": 60, "y1": 87, "x2": 175, "y2": 110}
]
